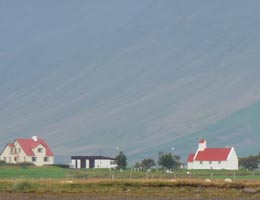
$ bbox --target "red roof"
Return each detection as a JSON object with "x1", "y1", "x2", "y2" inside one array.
[
  {"x1": 16, "y1": 138, "x2": 54, "y2": 157},
  {"x1": 8, "y1": 143, "x2": 15, "y2": 147},
  {"x1": 194, "y1": 148, "x2": 232, "y2": 161},
  {"x1": 199, "y1": 139, "x2": 206, "y2": 143},
  {"x1": 187, "y1": 153, "x2": 195, "y2": 162}
]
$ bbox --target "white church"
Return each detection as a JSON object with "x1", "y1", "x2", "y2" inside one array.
[{"x1": 187, "y1": 139, "x2": 238, "y2": 170}]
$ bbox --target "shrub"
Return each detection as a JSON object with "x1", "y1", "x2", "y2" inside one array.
[
  {"x1": 0, "y1": 160, "x2": 6, "y2": 166},
  {"x1": 12, "y1": 181, "x2": 38, "y2": 191},
  {"x1": 48, "y1": 164, "x2": 70, "y2": 168},
  {"x1": 16, "y1": 162, "x2": 35, "y2": 167}
]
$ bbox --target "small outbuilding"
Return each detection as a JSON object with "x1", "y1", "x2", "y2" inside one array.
[{"x1": 71, "y1": 156, "x2": 117, "y2": 169}]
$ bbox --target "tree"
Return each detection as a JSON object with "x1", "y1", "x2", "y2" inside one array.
[
  {"x1": 239, "y1": 154, "x2": 260, "y2": 170},
  {"x1": 158, "y1": 152, "x2": 181, "y2": 170},
  {"x1": 141, "y1": 158, "x2": 155, "y2": 170},
  {"x1": 134, "y1": 161, "x2": 141, "y2": 169},
  {"x1": 134, "y1": 158, "x2": 156, "y2": 171},
  {"x1": 141, "y1": 158, "x2": 156, "y2": 170},
  {"x1": 115, "y1": 151, "x2": 127, "y2": 169}
]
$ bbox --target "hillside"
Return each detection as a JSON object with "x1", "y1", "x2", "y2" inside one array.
[
  {"x1": 1, "y1": 0, "x2": 260, "y2": 162},
  {"x1": 172, "y1": 101, "x2": 260, "y2": 159}
]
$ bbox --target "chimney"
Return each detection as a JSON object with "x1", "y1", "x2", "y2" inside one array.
[
  {"x1": 32, "y1": 136, "x2": 38, "y2": 141},
  {"x1": 198, "y1": 139, "x2": 206, "y2": 151}
]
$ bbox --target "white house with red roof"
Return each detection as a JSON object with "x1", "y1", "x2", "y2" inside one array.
[
  {"x1": 0, "y1": 136, "x2": 54, "y2": 166},
  {"x1": 187, "y1": 139, "x2": 238, "y2": 170}
]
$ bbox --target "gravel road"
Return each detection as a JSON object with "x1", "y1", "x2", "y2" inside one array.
[{"x1": 0, "y1": 193, "x2": 259, "y2": 200}]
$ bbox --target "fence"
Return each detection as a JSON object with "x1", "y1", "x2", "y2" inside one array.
[{"x1": 68, "y1": 169, "x2": 260, "y2": 180}]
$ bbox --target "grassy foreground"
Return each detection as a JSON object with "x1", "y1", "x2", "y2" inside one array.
[
  {"x1": 1, "y1": 166, "x2": 260, "y2": 198},
  {"x1": 0, "y1": 179, "x2": 260, "y2": 199}
]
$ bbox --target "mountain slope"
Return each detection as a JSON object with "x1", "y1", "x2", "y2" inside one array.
[
  {"x1": 173, "y1": 101, "x2": 260, "y2": 159},
  {"x1": 1, "y1": 0, "x2": 260, "y2": 162}
]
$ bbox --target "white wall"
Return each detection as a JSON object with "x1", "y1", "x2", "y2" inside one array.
[
  {"x1": 191, "y1": 160, "x2": 230, "y2": 170},
  {"x1": 31, "y1": 144, "x2": 54, "y2": 166},
  {"x1": 86, "y1": 159, "x2": 90, "y2": 168},
  {"x1": 187, "y1": 162, "x2": 193, "y2": 169},
  {"x1": 94, "y1": 159, "x2": 114, "y2": 168},
  {"x1": 71, "y1": 159, "x2": 76, "y2": 168},
  {"x1": 77, "y1": 159, "x2": 81, "y2": 169},
  {"x1": 71, "y1": 158, "x2": 117, "y2": 169}
]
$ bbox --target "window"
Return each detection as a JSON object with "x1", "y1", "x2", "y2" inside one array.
[
  {"x1": 10, "y1": 148, "x2": 15, "y2": 154},
  {"x1": 44, "y1": 157, "x2": 49, "y2": 162},
  {"x1": 200, "y1": 161, "x2": 203, "y2": 164},
  {"x1": 110, "y1": 160, "x2": 116, "y2": 165},
  {"x1": 218, "y1": 161, "x2": 221, "y2": 164},
  {"x1": 32, "y1": 157, "x2": 37, "y2": 162},
  {"x1": 38, "y1": 148, "x2": 43, "y2": 153},
  {"x1": 14, "y1": 148, "x2": 20, "y2": 154},
  {"x1": 209, "y1": 161, "x2": 212, "y2": 164}
]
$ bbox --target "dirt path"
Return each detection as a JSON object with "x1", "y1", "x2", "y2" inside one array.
[{"x1": 0, "y1": 193, "x2": 259, "y2": 200}]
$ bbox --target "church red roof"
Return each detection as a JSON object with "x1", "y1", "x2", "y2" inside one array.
[
  {"x1": 16, "y1": 138, "x2": 54, "y2": 157},
  {"x1": 194, "y1": 148, "x2": 231, "y2": 161},
  {"x1": 199, "y1": 139, "x2": 206, "y2": 143},
  {"x1": 187, "y1": 153, "x2": 195, "y2": 162}
]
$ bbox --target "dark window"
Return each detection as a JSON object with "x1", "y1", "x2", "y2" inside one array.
[{"x1": 38, "y1": 148, "x2": 43, "y2": 153}]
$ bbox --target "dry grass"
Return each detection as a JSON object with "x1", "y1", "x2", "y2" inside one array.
[{"x1": 0, "y1": 178, "x2": 259, "y2": 199}]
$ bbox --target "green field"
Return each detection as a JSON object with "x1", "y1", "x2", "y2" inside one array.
[{"x1": 0, "y1": 165, "x2": 260, "y2": 180}]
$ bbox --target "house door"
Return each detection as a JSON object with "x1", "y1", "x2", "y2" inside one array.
[
  {"x1": 81, "y1": 159, "x2": 86, "y2": 168},
  {"x1": 89, "y1": 159, "x2": 95, "y2": 168}
]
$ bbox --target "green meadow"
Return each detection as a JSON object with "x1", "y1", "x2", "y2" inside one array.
[{"x1": 0, "y1": 165, "x2": 260, "y2": 180}]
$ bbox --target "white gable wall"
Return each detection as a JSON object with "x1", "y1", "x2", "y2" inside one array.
[
  {"x1": 31, "y1": 144, "x2": 54, "y2": 166},
  {"x1": 226, "y1": 147, "x2": 239, "y2": 170},
  {"x1": 0, "y1": 141, "x2": 28, "y2": 164},
  {"x1": 0, "y1": 145, "x2": 14, "y2": 163},
  {"x1": 13, "y1": 141, "x2": 28, "y2": 163}
]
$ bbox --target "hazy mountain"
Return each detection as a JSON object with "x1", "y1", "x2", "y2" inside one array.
[{"x1": 1, "y1": 0, "x2": 260, "y2": 163}]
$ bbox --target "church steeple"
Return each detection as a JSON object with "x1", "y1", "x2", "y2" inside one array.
[{"x1": 198, "y1": 139, "x2": 206, "y2": 151}]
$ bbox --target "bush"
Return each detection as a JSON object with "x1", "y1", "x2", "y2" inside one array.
[
  {"x1": 12, "y1": 181, "x2": 38, "y2": 191},
  {"x1": 0, "y1": 160, "x2": 6, "y2": 166},
  {"x1": 47, "y1": 164, "x2": 70, "y2": 168},
  {"x1": 16, "y1": 162, "x2": 35, "y2": 167}
]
